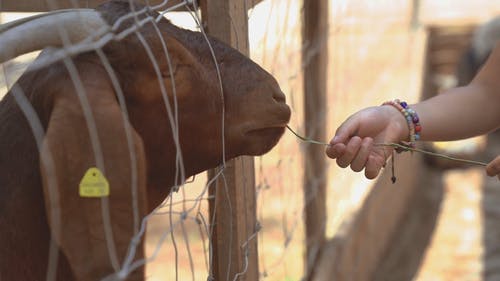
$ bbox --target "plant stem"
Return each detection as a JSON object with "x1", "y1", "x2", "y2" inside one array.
[
  {"x1": 286, "y1": 125, "x2": 488, "y2": 167},
  {"x1": 375, "y1": 143, "x2": 487, "y2": 166}
]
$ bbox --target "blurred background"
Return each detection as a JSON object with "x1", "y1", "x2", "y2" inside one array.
[{"x1": 2, "y1": 0, "x2": 500, "y2": 280}]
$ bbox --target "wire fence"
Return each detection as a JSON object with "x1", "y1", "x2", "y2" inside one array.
[
  {"x1": 0, "y1": 1, "x2": 424, "y2": 280},
  {"x1": 3, "y1": 1, "x2": 500, "y2": 281},
  {"x1": 1, "y1": 1, "x2": 229, "y2": 280}
]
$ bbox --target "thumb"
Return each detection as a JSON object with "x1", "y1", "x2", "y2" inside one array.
[{"x1": 329, "y1": 116, "x2": 361, "y2": 146}]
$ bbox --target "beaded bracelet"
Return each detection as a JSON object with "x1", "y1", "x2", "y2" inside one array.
[{"x1": 382, "y1": 99, "x2": 421, "y2": 149}]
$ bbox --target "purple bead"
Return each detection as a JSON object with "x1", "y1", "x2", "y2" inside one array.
[
  {"x1": 400, "y1": 101, "x2": 408, "y2": 108},
  {"x1": 412, "y1": 115, "x2": 419, "y2": 123}
]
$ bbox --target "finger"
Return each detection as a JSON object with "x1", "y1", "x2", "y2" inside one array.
[
  {"x1": 329, "y1": 116, "x2": 361, "y2": 146},
  {"x1": 365, "y1": 154, "x2": 385, "y2": 179},
  {"x1": 350, "y1": 137, "x2": 374, "y2": 172},
  {"x1": 486, "y1": 156, "x2": 500, "y2": 177},
  {"x1": 336, "y1": 136, "x2": 362, "y2": 168},
  {"x1": 326, "y1": 143, "x2": 346, "y2": 159}
]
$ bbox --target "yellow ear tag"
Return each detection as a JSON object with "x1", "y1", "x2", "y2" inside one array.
[{"x1": 79, "y1": 167, "x2": 110, "y2": 197}]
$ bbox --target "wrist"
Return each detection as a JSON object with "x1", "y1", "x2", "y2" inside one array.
[
  {"x1": 382, "y1": 104, "x2": 410, "y2": 141},
  {"x1": 382, "y1": 100, "x2": 422, "y2": 147}
]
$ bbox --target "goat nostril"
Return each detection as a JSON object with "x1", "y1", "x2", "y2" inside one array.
[{"x1": 273, "y1": 91, "x2": 286, "y2": 103}]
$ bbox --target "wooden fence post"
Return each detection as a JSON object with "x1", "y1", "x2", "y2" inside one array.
[
  {"x1": 302, "y1": 0, "x2": 329, "y2": 279},
  {"x1": 200, "y1": 1, "x2": 259, "y2": 281},
  {"x1": 0, "y1": 0, "x2": 195, "y2": 12},
  {"x1": 411, "y1": 0, "x2": 421, "y2": 29}
]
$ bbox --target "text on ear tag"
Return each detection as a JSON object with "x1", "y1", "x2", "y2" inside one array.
[{"x1": 79, "y1": 167, "x2": 110, "y2": 197}]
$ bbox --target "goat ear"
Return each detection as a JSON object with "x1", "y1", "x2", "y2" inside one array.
[{"x1": 39, "y1": 65, "x2": 148, "y2": 280}]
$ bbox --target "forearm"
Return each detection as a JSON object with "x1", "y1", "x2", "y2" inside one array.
[
  {"x1": 411, "y1": 43, "x2": 500, "y2": 142},
  {"x1": 327, "y1": 44, "x2": 500, "y2": 180},
  {"x1": 412, "y1": 84, "x2": 500, "y2": 141}
]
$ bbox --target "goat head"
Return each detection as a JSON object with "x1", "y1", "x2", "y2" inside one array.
[{"x1": 0, "y1": 1, "x2": 290, "y2": 280}]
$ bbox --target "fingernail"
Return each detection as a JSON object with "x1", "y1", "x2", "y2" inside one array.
[{"x1": 332, "y1": 136, "x2": 340, "y2": 144}]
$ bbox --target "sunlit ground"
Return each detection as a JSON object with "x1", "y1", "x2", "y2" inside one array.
[{"x1": 416, "y1": 169, "x2": 485, "y2": 281}]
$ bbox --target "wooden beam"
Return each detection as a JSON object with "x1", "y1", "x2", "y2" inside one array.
[
  {"x1": 311, "y1": 154, "x2": 431, "y2": 281},
  {"x1": 0, "y1": 0, "x2": 195, "y2": 12},
  {"x1": 0, "y1": 0, "x2": 264, "y2": 13},
  {"x1": 302, "y1": 0, "x2": 328, "y2": 279},
  {"x1": 200, "y1": 1, "x2": 258, "y2": 281}
]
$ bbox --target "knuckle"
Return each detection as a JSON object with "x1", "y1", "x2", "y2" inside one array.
[
  {"x1": 344, "y1": 147, "x2": 356, "y2": 157},
  {"x1": 360, "y1": 142, "x2": 371, "y2": 151},
  {"x1": 351, "y1": 165, "x2": 363, "y2": 173},
  {"x1": 337, "y1": 158, "x2": 349, "y2": 168},
  {"x1": 345, "y1": 141, "x2": 361, "y2": 156},
  {"x1": 362, "y1": 137, "x2": 373, "y2": 147},
  {"x1": 494, "y1": 161, "x2": 500, "y2": 171},
  {"x1": 487, "y1": 161, "x2": 500, "y2": 176}
]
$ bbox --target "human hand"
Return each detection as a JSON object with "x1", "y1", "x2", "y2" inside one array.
[
  {"x1": 486, "y1": 155, "x2": 500, "y2": 180},
  {"x1": 325, "y1": 105, "x2": 409, "y2": 179}
]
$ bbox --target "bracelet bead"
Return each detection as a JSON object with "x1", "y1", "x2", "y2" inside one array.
[{"x1": 382, "y1": 99, "x2": 422, "y2": 148}]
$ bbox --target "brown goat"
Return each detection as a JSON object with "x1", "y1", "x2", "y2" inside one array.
[{"x1": 0, "y1": 1, "x2": 291, "y2": 280}]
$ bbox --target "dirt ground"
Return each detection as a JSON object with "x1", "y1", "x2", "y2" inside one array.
[{"x1": 415, "y1": 131, "x2": 500, "y2": 281}]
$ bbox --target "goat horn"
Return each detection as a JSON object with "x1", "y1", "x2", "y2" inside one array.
[{"x1": 0, "y1": 10, "x2": 109, "y2": 64}]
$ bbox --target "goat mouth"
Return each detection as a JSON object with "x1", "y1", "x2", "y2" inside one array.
[{"x1": 246, "y1": 126, "x2": 286, "y2": 138}]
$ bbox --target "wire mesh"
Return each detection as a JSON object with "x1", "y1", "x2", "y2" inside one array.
[
  {"x1": 0, "y1": 0, "x2": 423, "y2": 280},
  {"x1": 1, "y1": 1, "x2": 227, "y2": 280},
  {"x1": 3, "y1": 1, "x2": 500, "y2": 281}
]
